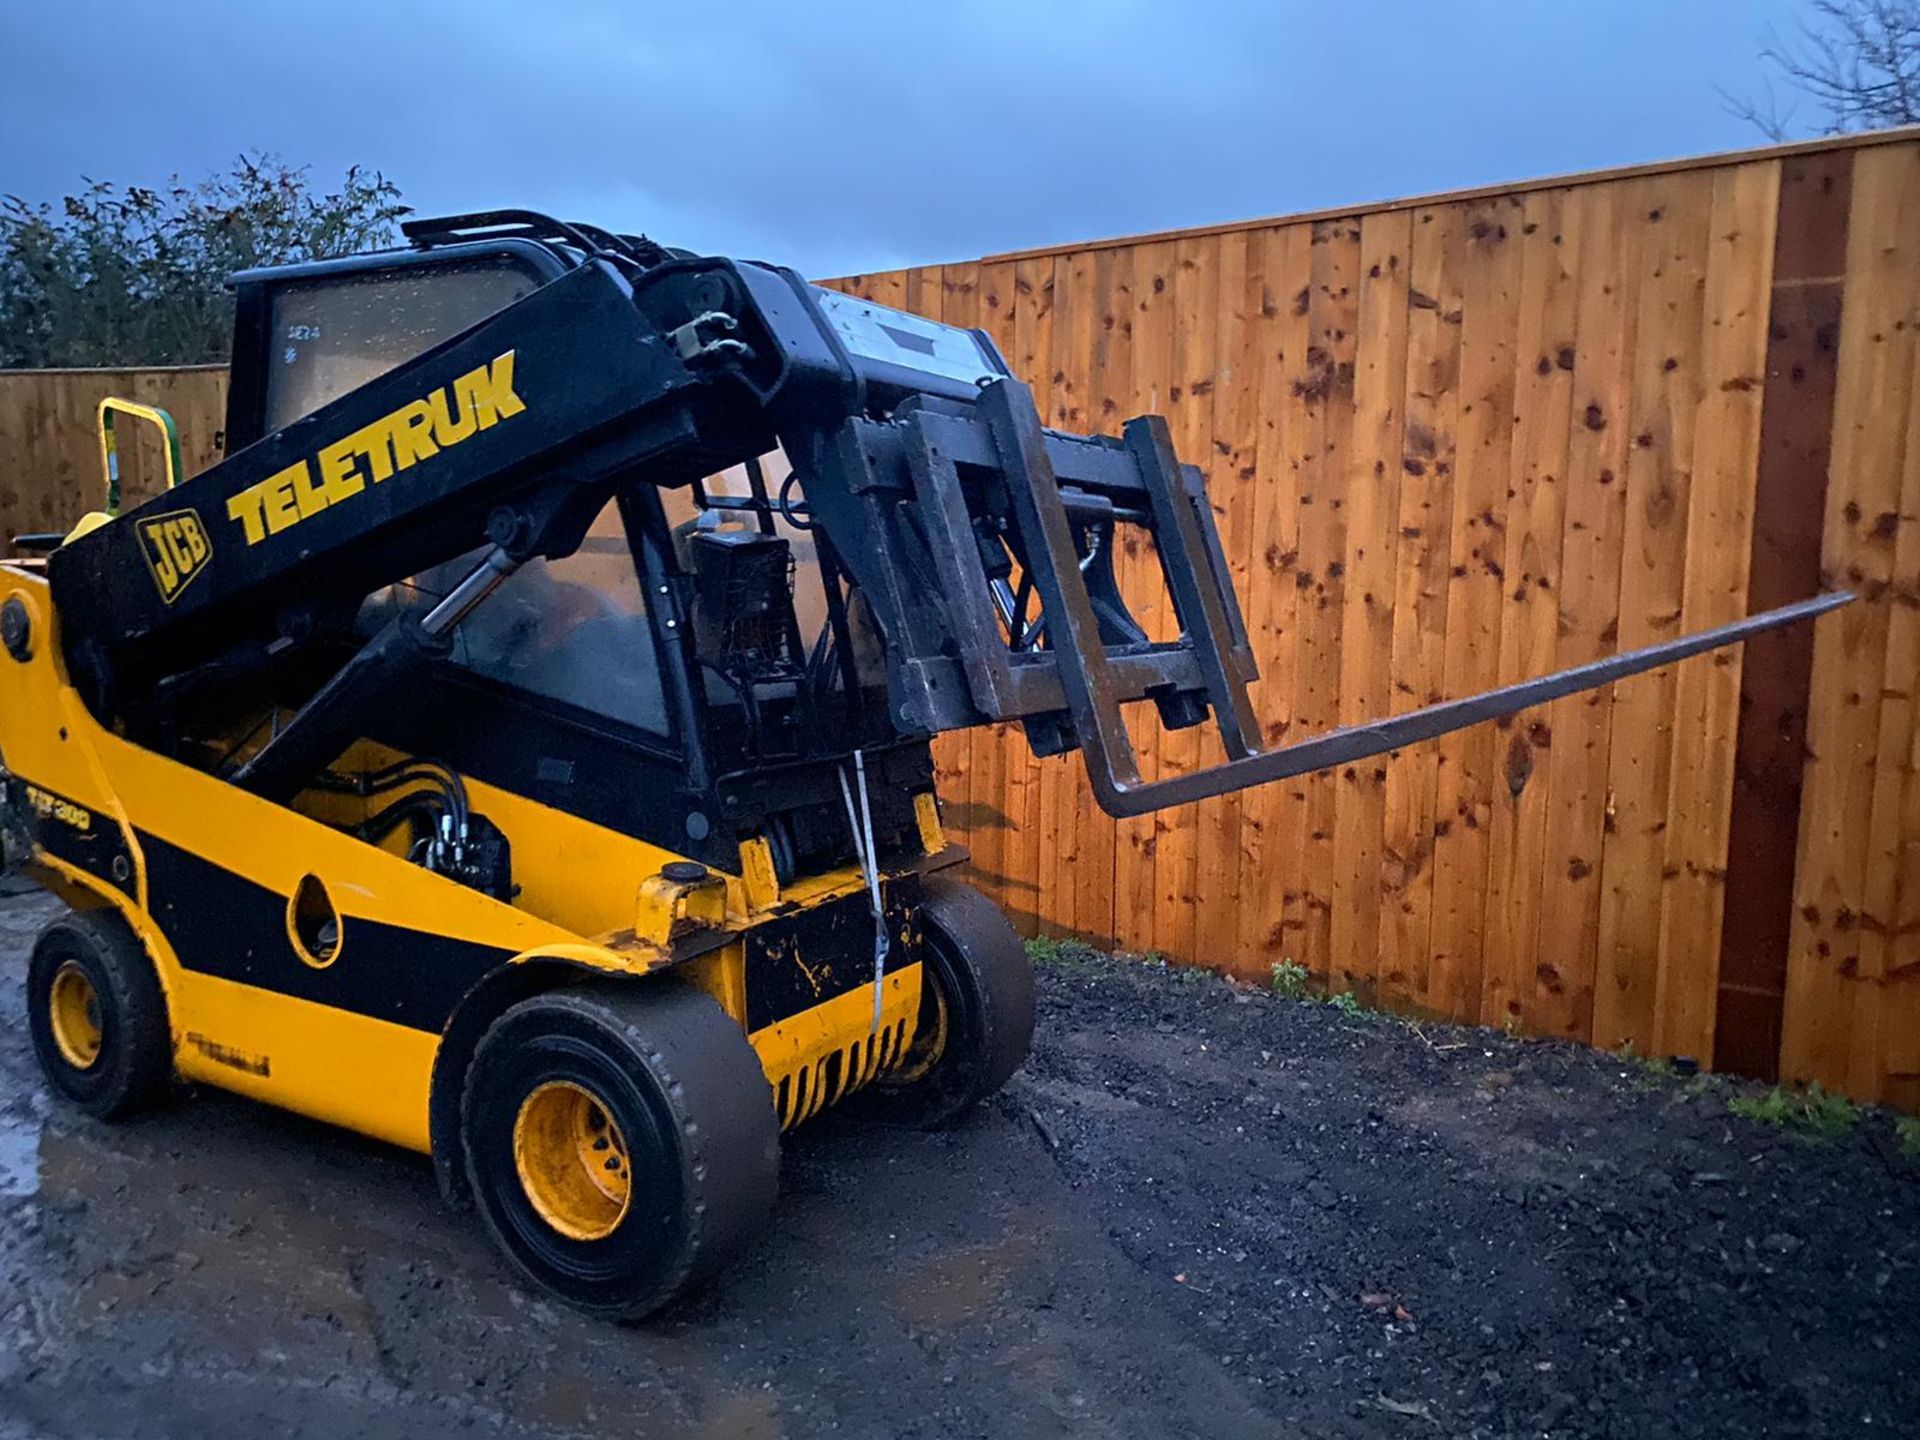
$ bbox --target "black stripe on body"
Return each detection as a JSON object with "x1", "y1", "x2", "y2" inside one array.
[{"x1": 138, "y1": 831, "x2": 515, "y2": 1032}]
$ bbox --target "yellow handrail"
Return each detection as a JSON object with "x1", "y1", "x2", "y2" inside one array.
[{"x1": 96, "y1": 399, "x2": 183, "y2": 517}]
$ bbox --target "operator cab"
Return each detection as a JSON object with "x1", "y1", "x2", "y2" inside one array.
[{"x1": 217, "y1": 219, "x2": 923, "y2": 888}]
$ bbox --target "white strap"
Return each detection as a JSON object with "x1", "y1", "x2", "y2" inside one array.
[{"x1": 837, "y1": 749, "x2": 890, "y2": 1035}]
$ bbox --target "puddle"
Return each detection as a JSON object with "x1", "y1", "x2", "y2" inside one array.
[
  {"x1": 894, "y1": 1228, "x2": 1037, "y2": 1330},
  {"x1": 0, "y1": 1112, "x2": 41, "y2": 1196}
]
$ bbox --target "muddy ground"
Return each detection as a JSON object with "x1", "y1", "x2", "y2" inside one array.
[{"x1": 0, "y1": 886, "x2": 1916, "y2": 1439}]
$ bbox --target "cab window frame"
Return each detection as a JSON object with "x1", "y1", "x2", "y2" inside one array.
[{"x1": 224, "y1": 239, "x2": 569, "y2": 454}]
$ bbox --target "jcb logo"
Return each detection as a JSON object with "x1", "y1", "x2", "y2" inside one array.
[{"x1": 136, "y1": 509, "x2": 212, "y2": 604}]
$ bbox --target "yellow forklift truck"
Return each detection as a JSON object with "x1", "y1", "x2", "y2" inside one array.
[{"x1": 0, "y1": 211, "x2": 1845, "y2": 1317}]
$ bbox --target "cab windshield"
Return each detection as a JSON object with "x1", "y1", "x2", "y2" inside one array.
[
  {"x1": 361, "y1": 455, "x2": 890, "y2": 764},
  {"x1": 363, "y1": 498, "x2": 671, "y2": 738}
]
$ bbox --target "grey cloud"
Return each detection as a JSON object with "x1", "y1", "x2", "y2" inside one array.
[{"x1": 1, "y1": 0, "x2": 1804, "y2": 279}]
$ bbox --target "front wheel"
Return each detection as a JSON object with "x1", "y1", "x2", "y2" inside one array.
[
  {"x1": 27, "y1": 909, "x2": 173, "y2": 1119},
  {"x1": 461, "y1": 982, "x2": 780, "y2": 1320},
  {"x1": 861, "y1": 877, "x2": 1035, "y2": 1128}
]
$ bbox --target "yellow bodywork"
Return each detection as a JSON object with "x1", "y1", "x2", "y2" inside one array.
[{"x1": 0, "y1": 567, "x2": 933, "y2": 1155}]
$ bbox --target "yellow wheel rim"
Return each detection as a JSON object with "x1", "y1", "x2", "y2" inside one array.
[
  {"x1": 511, "y1": 1080, "x2": 632, "y2": 1242},
  {"x1": 887, "y1": 975, "x2": 949, "y2": 1086},
  {"x1": 48, "y1": 960, "x2": 103, "y2": 1071}
]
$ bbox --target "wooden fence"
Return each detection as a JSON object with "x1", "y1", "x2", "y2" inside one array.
[
  {"x1": 0, "y1": 366, "x2": 228, "y2": 540},
  {"x1": 827, "y1": 128, "x2": 1920, "y2": 1108},
  {"x1": 1, "y1": 129, "x2": 1914, "y2": 1106}
]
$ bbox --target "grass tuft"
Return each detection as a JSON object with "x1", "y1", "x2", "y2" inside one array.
[
  {"x1": 1614, "y1": 1040, "x2": 1675, "y2": 1084},
  {"x1": 1025, "y1": 934, "x2": 1104, "y2": 967},
  {"x1": 1024, "y1": 935, "x2": 1065, "y2": 965},
  {"x1": 1727, "y1": 1082, "x2": 1861, "y2": 1142}
]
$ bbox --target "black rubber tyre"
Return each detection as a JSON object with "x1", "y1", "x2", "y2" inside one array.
[
  {"x1": 860, "y1": 876, "x2": 1035, "y2": 1128},
  {"x1": 461, "y1": 982, "x2": 780, "y2": 1320},
  {"x1": 26, "y1": 909, "x2": 173, "y2": 1120}
]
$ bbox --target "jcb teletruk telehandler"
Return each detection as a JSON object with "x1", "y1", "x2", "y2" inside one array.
[{"x1": 1, "y1": 212, "x2": 1845, "y2": 1317}]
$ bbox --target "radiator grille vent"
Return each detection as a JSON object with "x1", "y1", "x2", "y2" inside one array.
[{"x1": 773, "y1": 1016, "x2": 910, "y2": 1130}]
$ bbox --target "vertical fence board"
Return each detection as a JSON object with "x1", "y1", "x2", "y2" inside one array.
[
  {"x1": 1258, "y1": 224, "x2": 1327, "y2": 975},
  {"x1": 1329, "y1": 211, "x2": 1412, "y2": 998},
  {"x1": 1193, "y1": 231, "x2": 1257, "y2": 968},
  {"x1": 1293, "y1": 222, "x2": 1362, "y2": 981},
  {"x1": 1426, "y1": 197, "x2": 1522, "y2": 1024},
  {"x1": 1076, "y1": 246, "x2": 1135, "y2": 948},
  {"x1": 1591, "y1": 176, "x2": 1714, "y2": 1052},
  {"x1": 1234, "y1": 225, "x2": 1311, "y2": 975},
  {"x1": 932, "y1": 265, "x2": 983, "y2": 868},
  {"x1": 1150, "y1": 236, "x2": 1222, "y2": 962},
  {"x1": 1652, "y1": 161, "x2": 1780, "y2": 1064},
  {"x1": 1530, "y1": 180, "x2": 1644, "y2": 1041},
  {"x1": 1115, "y1": 240, "x2": 1178, "y2": 954},
  {"x1": 1000, "y1": 256, "x2": 1056, "y2": 938},
  {"x1": 969, "y1": 262, "x2": 1020, "y2": 914},
  {"x1": 1482, "y1": 188, "x2": 1581, "y2": 1033},
  {"x1": 1041, "y1": 250, "x2": 1099, "y2": 942},
  {"x1": 1832, "y1": 146, "x2": 1920, "y2": 1104},
  {"x1": 1377, "y1": 205, "x2": 1465, "y2": 1012}
]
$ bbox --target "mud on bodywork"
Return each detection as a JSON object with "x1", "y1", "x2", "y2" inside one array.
[{"x1": 743, "y1": 875, "x2": 924, "y2": 1129}]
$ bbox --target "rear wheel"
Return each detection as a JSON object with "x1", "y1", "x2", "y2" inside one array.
[
  {"x1": 461, "y1": 983, "x2": 779, "y2": 1320},
  {"x1": 26, "y1": 909, "x2": 173, "y2": 1119},
  {"x1": 861, "y1": 877, "x2": 1034, "y2": 1128}
]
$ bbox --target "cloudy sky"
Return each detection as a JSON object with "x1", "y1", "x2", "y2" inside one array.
[{"x1": 4, "y1": 0, "x2": 1817, "y2": 278}]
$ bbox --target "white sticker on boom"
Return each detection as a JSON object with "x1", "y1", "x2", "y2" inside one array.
[{"x1": 811, "y1": 287, "x2": 1005, "y2": 389}]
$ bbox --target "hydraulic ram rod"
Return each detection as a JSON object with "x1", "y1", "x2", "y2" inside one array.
[{"x1": 1079, "y1": 590, "x2": 1853, "y2": 818}]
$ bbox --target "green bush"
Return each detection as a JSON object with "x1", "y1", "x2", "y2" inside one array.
[
  {"x1": 1269, "y1": 959, "x2": 1311, "y2": 999},
  {"x1": 1896, "y1": 1115, "x2": 1920, "y2": 1157},
  {"x1": 2, "y1": 154, "x2": 407, "y2": 367}
]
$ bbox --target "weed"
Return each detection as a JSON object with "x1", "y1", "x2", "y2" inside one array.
[
  {"x1": 1026, "y1": 934, "x2": 1104, "y2": 967},
  {"x1": 1727, "y1": 1083, "x2": 1861, "y2": 1142},
  {"x1": 1681, "y1": 1072, "x2": 1723, "y2": 1101},
  {"x1": 1614, "y1": 1040, "x2": 1674, "y2": 1084},
  {"x1": 1501, "y1": 1014, "x2": 1524, "y2": 1037},
  {"x1": 1269, "y1": 959, "x2": 1311, "y2": 999},
  {"x1": 1130, "y1": 949, "x2": 1208, "y2": 983},
  {"x1": 1896, "y1": 1115, "x2": 1920, "y2": 1157},
  {"x1": 1024, "y1": 935, "x2": 1065, "y2": 965},
  {"x1": 1326, "y1": 990, "x2": 1365, "y2": 1018}
]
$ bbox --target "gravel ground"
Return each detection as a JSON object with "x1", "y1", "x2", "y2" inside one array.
[{"x1": 0, "y1": 887, "x2": 1916, "y2": 1439}]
